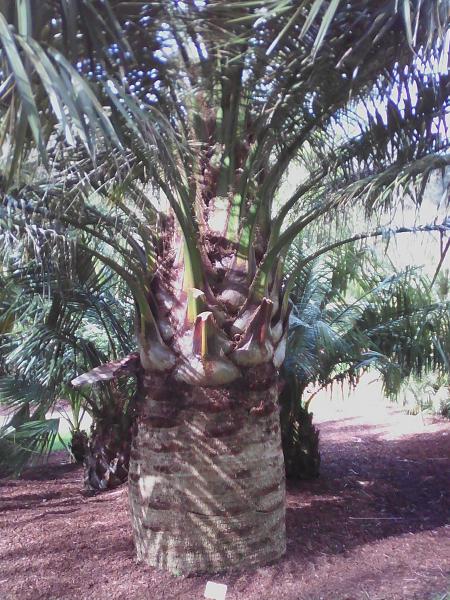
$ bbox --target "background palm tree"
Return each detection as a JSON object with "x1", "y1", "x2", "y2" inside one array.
[
  {"x1": 0, "y1": 0, "x2": 448, "y2": 574},
  {"x1": 281, "y1": 242, "x2": 450, "y2": 479},
  {"x1": 0, "y1": 243, "x2": 136, "y2": 489}
]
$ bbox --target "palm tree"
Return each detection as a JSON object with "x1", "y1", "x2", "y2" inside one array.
[
  {"x1": 0, "y1": 0, "x2": 448, "y2": 574},
  {"x1": 281, "y1": 243, "x2": 450, "y2": 479},
  {"x1": 0, "y1": 244, "x2": 135, "y2": 489}
]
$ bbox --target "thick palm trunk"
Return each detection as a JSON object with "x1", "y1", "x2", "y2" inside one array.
[
  {"x1": 71, "y1": 211, "x2": 290, "y2": 573},
  {"x1": 128, "y1": 370, "x2": 286, "y2": 575}
]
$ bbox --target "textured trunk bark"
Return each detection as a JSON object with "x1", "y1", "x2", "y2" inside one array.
[
  {"x1": 281, "y1": 406, "x2": 320, "y2": 480},
  {"x1": 83, "y1": 419, "x2": 131, "y2": 492},
  {"x1": 128, "y1": 369, "x2": 286, "y2": 575},
  {"x1": 70, "y1": 429, "x2": 88, "y2": 464},
  {"x1": 279, "y1": 380, "x2": 321, "y2": 480}
]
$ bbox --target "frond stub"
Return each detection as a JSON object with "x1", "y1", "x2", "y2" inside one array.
[
  {"x1": 231, "y1": 298, "x2": 274, "y2": 366},
  {"x1": 70, "y1": 353, "x2": 140, "y2": 388}
]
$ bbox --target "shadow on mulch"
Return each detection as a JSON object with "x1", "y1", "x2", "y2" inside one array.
[
  {"x1": 283, "y1": 426, "x2": 449, "y2": 560},
  {"x1": 19, "y1": 461, "x2": 80, "y2": 481}
]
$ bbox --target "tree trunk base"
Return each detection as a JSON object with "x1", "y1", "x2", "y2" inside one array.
[
  {"x1": 70, "y1": 430, "x2": 88, "y2": 464},
  {"x1": 279, "y1": 377, "x2": 321, "y2": 480},
  {"x1": 282, "y1": 409, "x2": 321, "y2": 480},
  {"x1": 128, "y1": 373, "x2": 286, "y2": 575},
  {"x1": 83, "y1": 423, "x2": 131, "y2": 492}
]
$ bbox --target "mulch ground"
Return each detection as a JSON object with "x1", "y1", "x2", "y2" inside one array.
[{"x1": 1, "y1": 401, "x2": 449, "y2": 600}]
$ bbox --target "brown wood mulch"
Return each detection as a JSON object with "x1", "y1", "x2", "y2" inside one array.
[{"x1": 0, "y1": 405, "x2": 449, "y2": 600}]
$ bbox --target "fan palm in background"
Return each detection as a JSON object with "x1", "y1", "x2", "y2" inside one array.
[
  {"x1": 0, "y1": 0, "x2": 448, "y2": 573},
  {"x1": 0, "y1": 243, "x2": 136, "y2": 490}
]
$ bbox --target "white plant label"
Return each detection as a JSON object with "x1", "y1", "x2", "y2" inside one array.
[{"x1": 204, "y1": 581, "x2": 227, "y2": 600}]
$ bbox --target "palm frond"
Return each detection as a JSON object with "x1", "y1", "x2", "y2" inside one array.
[
  {"x1": 0, "y1": 416, "x2": 59, "y2": 475},
  {"x1": 285, "y1": 239, "x2": 450, "y2": 396}
]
